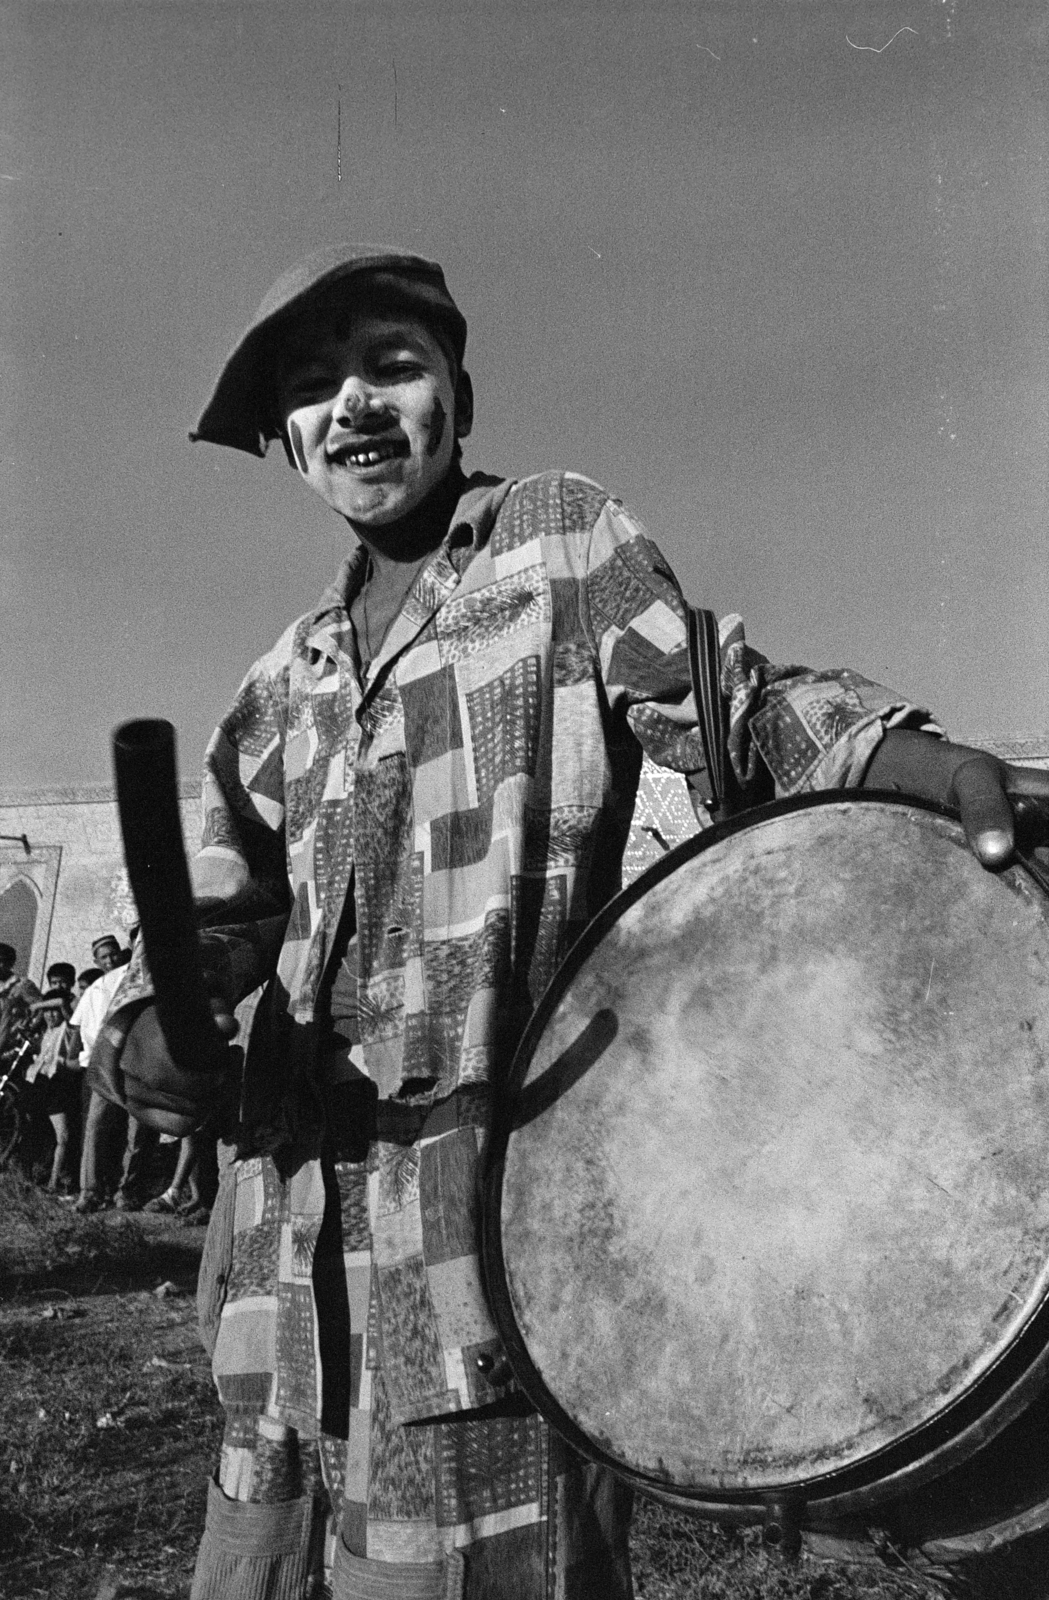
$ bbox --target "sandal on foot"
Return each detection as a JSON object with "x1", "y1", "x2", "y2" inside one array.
[{"x1": 143, "y1": 1190, "x2": 180, "y2": 1214}]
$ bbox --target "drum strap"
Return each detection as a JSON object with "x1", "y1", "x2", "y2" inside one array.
[{"x1": 687, "y1": 606, "x2": 740, "y2": 821}]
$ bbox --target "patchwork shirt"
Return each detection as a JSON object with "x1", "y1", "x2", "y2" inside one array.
[{"x1": 106, "y1": 469, "x2": 935, "y2": 1434}]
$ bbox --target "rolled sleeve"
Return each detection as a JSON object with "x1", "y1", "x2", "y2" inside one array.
[{"x1": 731, "y1": 647, "x2": 943, "y2": 797}]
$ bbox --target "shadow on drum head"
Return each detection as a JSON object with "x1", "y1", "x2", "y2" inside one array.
[{"x1": 511, "y1": 1008, "x2": 618, "y2": 1130}]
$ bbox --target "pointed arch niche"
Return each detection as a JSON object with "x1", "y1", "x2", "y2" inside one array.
[{"x1": 0, "y1": 845, "x2": 62, "y2": 983}]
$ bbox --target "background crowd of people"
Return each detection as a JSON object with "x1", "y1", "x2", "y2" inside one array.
[{"x1": 0, "y1": 934, "x2": 216, "y2": 1221}]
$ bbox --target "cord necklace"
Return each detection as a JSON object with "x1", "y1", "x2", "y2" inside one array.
[{"x1": 360, "y1": 550, "x2": 431, "y2": 669}]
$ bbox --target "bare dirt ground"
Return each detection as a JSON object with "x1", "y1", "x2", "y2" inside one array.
[
  {"x1": 0, "y1": 1176, "x2": 219, "y2": 1599},
  {"x1": 1, "y1": 1171, "x2": 1041, "y2": 1600}
]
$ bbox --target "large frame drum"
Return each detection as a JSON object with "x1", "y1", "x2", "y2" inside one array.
[{"x1": 483, "y1": 794, "x2": 1049, "y2": 1557}]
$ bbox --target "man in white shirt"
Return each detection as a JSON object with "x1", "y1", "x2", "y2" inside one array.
[{"x1": 71, "y1": 931, "x2": 151, "y2": 1212}]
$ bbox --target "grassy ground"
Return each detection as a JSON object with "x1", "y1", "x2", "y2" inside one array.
[
  {"x1": 0, "y1": 1169, "x2": 1044, "y2": 1599},
  {"x1": 0, "y1": 1171, "x2": 218, "y2": 1599},
  {"x1": 629, "y1": 1505, "x2": 958, "y2": 1600}
]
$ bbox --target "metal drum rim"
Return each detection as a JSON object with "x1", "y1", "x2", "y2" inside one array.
[{"x1": 481, "y1": 790, "x2": 1049, "y2": 1512}]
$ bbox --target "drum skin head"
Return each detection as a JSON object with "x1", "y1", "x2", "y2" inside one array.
[{"x1": 494, "y1": 800, "x2": 1049, "y2": 1495}]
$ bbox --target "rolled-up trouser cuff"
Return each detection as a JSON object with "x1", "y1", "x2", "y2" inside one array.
[
  {"x1": 190, "y1": 1478, "x2": 322, "y2": 1600},
  {"x1": 332, "y1": 1536, "x2": 453, "y2": 1600}
]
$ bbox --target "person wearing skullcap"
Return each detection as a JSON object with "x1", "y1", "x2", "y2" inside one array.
[{"x1": 72, "y1": 932, "x2": 149, "y2": 1211}]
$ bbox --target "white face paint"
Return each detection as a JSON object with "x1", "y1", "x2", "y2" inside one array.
[{"x1": 275, "y1": 312, "x2": 469, "y2": 531}]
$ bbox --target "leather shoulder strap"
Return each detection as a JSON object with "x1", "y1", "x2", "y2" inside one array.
[{"x1": 686, "y1": 606, "x2": 738, "y2": 820}]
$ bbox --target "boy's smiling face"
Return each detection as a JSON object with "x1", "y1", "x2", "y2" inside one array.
[{"x1": 274, "y1": 307, "x2": 471, "y2": 531}]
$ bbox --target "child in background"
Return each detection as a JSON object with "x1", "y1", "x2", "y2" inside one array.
[{"x1": 25, "y1": 990, "x2": 80, "y2": 1193}]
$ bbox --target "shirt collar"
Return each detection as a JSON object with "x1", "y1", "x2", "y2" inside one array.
[{"x1": 306, "y1": 470, "x2": 513, "y2": 630}]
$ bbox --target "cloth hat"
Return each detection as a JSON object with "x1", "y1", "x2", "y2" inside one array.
[
  {"x1": 91, "y1": 934, "x2": 119, "y2": 955},
  {"x1": 32, "y1": 989, "x2": 70, "y2": 1014},
  {"x1": 191, "y1": 245, "x2": 469, "y2": 458}
]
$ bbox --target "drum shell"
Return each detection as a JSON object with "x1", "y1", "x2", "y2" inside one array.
[{"x1": 483, "y1": 794, "x2": 1049, "y2": 1553}]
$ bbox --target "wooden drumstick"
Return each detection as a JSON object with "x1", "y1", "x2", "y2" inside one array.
[{"x1": 112, "y1": 719, "x2": 228, "y2": 1078}]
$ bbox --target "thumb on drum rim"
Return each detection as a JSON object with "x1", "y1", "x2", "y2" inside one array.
[{"x1": 949, "y1": 756, "x2": 1014, "y2": 868}]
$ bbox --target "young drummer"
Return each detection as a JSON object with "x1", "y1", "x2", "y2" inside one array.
[{"x1": 92, "y1": 245, "x2": 1049, "y2": 1600}]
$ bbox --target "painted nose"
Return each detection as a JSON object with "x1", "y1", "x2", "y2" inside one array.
[{"x1": 333, "y1": 378, "x2": 385, "y2": 427}]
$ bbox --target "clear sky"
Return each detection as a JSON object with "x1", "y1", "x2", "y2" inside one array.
[{"x1": 2, "y1": 0, "x2": 1046, "y2": 792}]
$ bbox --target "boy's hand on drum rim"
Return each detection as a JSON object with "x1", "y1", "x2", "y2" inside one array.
[
  {"x1": 864, "y1": 729, "x2": 1049, "y2": 869},
  {"x1": 950, "y1": 756, "x2": 1049, "y2": 868}
]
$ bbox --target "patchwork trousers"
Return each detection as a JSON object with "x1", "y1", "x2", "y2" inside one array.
[
  {"x1": 191, "y1": 1411, "x2": 633, "y2": 1599},
  {"x1": 190, "y1": 1122, "x2": 633, "y2": 1599}
]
